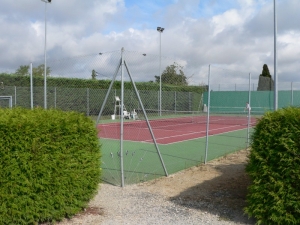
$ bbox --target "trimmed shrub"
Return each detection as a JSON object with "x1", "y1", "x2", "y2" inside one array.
[
  {"x1": 245, "y1": 107, "x2": 300, "y2": 225},
  {"x1": 0, "y1": 107, "x2": 101, "y2": 225},
  {"x1": 0, "y1": 73, "x2": 207, "y2": 93}
]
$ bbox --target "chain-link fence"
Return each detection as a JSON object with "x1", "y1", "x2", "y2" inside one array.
[
  {"x1": 94, "y1": 49, "x2": 207, "y2": 186},
  {"x1": 1, "y1": 50, "x2": 300, "y2": 186},
  {"x1": 204, "y1": 66, "x2": 300, "y2": 163},
  {"x1": 0, "y1": 49, "x2": 207, "y2": 186},
  {"x1": 204, "y1": 66, "x2": 255, "y2": 163}
]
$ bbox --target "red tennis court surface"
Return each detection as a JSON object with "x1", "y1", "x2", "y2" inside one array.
[{"x1": 97, "y1": 116, "x2": 256, "y2": 144}]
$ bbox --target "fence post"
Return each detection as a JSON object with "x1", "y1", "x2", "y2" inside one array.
[
  {"x1": 54, "y1": 87, "x2": 57, "y2": 109},
  {"x1": 291, "y1": 82, "x2": 293, "y2": 106},
  {"x1": 14, "y1": 86, "x2": 17, "y2": 106},
  {"x1": 174, "y1": 91, "x2": 177, "y2": 114},
  {"x1": 189, "y1": 92, "x2": 191, "y2": 111},
  {"x1": 30, "y1": 63, "x2": 33, "y2": 109},
  {"x1": 247, "y1": 73, "x2": 251, "y2": 148},
  {"x1": 86, "y1": 88, "x2": 89, "y2": 116},
  {"x1": 205, "y1": 65, "x2": 211, "y2": 164},
  {"x1": 157, "y1": 91, "x2": 161, "y2": 116},
  {"x1": 120, "y1": 48, "x2": 125, "y2": 187}
]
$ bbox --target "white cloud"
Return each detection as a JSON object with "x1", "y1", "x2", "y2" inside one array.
[
  {"x1": 211, "y1": 9, "x2": 244, "y2": 36},
  {"x1": 0, "y1": 0, "x2": 299, "y2": 88}
]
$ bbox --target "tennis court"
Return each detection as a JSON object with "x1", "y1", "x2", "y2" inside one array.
[
  {"x1": 98, "y1": 113, "x2": 257, "y2": 186},
  {"x1": 97, "y1": 115, "x2": 256, "y2": 144}
]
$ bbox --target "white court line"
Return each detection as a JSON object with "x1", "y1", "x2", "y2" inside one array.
[
  {"x1": 144, "y1": 124, "x2": 248, "y2": 144},
  {"x1": 99, "y1": 120, "x2": 254, "y2": 144}
]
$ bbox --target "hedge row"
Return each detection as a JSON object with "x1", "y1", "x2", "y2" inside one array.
[
  {"x1": 0, "y1": 107, "x2": 101, "y2": 224},
  {"x1": 245, "y1": 107, "x2": 300, "y2": 225},
  {"x1": 0, "y1": 73, "x2": 207, "y2": 93}
]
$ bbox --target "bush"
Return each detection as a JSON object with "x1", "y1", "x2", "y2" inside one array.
[
  {"x1": 0, "y1": 107, "x2": 101, "y2": 225},
  {"x1": 245, "y1": 107, "x2": 300, "y2": 225}
]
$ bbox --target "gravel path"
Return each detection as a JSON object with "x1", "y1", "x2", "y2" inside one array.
[
  {"x1": 55, "y1": 150, "x2": 257, "y2": 225},
  {"x1": 57, "y1": 183, "x2": 255, "y2": 225}
]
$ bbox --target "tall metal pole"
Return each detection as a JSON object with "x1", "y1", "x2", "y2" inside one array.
[
  {"x1": 204, "y1": 65, "x2": 211, "y2": 164},
  {"x1": 120, "y1": 48, "x2": 125, "y2": 187},
  {"x1": 159, "y1": 31, "x2": 161, "y2": 116},
  {"x1": 30, "y1": 63, "x2": 33, "y2": 109},
  {"x1": 247, "y1": 73, "x2": 251, "y2": 148},
  {"x1": 41, "y1": 0, "x2": 51, "y2": 109},
  {"x1": 44, "y1": 1, "x2": 47, "y2": 109},
  {"x1": 274, "y1": 0, "x2": 278, "y2": 110},
  {"x1": 157, "y1": 27, "x2": 164, "y2": 116}
]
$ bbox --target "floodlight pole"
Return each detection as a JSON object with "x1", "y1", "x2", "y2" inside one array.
[
  {"x1": 274, "y1": 0, "x2": 278, "y2": 110},
  {"x1": 157, "y1": 27, "x2": 164, "y2": 116},
  {"x1": 41, "y1": 0, "x2": 51, "y2": 109}
]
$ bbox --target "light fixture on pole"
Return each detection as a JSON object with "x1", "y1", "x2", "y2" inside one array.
[
  {"x1": 41, "y1": 0, "x2": 51, "y2": 109},
  {"x1": 157, "y1": 26, "x2": 164, "y2": 116}
]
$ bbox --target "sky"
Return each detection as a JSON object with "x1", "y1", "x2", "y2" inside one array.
[{"x1": 0, "y1": 0, "x2": 299, "y2": 89}]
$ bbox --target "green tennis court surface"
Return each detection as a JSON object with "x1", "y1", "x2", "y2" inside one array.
[{"x1": 100, "y1": 126, "x2": 253, "y2": 186}]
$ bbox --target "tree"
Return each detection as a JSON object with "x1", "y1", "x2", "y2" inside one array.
[
  {"x1": 15, "y1": 64, "x2": 51, "y2": 77},
  {"x1": 260, "y1": 64, "x2": 271, "y2": 78},
  {"x1": 155, "y1": 62, "x2": 188, "y2": 86},
  {"x1": 257, "y1": 64, "x2": 274, "y2": 91},
  {"x1": 32, "y1": 64, "x2": 51, "y2": 77},
  {"x1": 15, "y1": 65, "x2": 30, "y2": 76},
  {"x1": 91, "y1": 69, "x2": 97, "y2": 80}
]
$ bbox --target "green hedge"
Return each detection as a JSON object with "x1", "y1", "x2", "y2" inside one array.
[
  {"x1": 0, "y1": 108, "x2": 101, "y2": 224},
  {"x1": 0, "y1": 73, "x2": 205, "y2": 115},
  {"x1": 0, "y1": 73, "x2": 207, "y2": 93},
  {"x1": 245, "y1": 107, "x2": 300, "y2": 225}
]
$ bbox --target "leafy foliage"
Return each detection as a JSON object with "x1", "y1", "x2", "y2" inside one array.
[
  {"x1": 15, "y1": 64, "x2": 51, "y2": 77},
  {"x1": 15, "y1": 65, "x2": 30, "y2": 76},
  {"x1": 155, "y1": 63, "x2": 188, "y2": 86},
  {"x1": 32, "y1": 64, "x2": 51, "y2": 77},
  {"x1": 245, "y1": 107, "x2": 300, "y2": 225},
  {"x1": 260, "y1": 64, "x2": 272, "y2": 78},
  {"x1": 0, "y1": 108, "x2": 101, "y2": 224}
]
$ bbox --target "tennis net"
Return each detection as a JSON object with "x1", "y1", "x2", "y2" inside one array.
[{"x1": 117, "y1": 109, "x2": 258, "y2": 128}]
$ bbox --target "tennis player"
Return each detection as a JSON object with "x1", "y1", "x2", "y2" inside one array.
[{"x1": 244, "y1": 102, "x2": 251, "y2": 113}]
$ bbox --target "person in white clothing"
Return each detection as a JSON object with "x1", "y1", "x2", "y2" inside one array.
[{"x1": 244, "y1": 102, "x2": 251, "y2": 115}]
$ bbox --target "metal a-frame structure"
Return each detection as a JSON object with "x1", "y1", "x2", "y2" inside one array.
[{"x1": 96, "y1": 48, "x2": 168, "y2": 187}]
